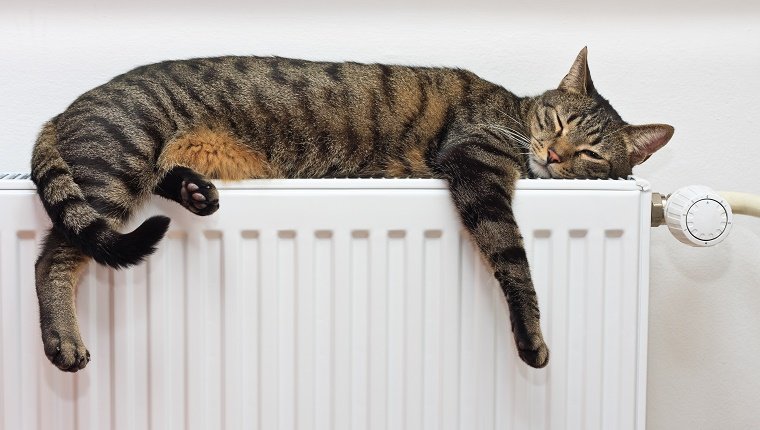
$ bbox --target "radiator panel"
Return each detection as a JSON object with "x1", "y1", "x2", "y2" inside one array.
[{"x1": 0, "y1": 178, "x2": 650, "y2": 430}]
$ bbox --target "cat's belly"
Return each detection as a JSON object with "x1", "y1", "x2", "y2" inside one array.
[
  {"x1": 157, "y1": 125, "x2": 279, "y2": 180},
  {"x1": 157, "y1": 124, "x2": 437, "y2": 180}
]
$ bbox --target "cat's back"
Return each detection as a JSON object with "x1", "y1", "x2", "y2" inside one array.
[
  {"x1": 52, "y1": 55, "x2": 491, "y2": 178},
  {"x1": 58, "y1": 55, "x2": 479, "y2": 141},
  {"x1": 65, "y1": 55, "x2": 479, "y2": 121}
]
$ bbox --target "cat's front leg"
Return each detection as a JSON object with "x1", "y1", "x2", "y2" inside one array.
[{"x1": 434, "y1": 134, "x2": 549, "y2": 368}]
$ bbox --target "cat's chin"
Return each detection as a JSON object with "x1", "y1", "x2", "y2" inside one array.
[{"x1": 529, "y1": 158, "x2": 552, "y2": 179}]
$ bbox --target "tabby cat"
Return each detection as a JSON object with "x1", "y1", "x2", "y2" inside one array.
[{"x1": 31, "y1": 47, "x2": 673, "y2": 372}]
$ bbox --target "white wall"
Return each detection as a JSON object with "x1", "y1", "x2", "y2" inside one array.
[{"x1": 2, "y1": 2, "x2": 759, "y2": 428}]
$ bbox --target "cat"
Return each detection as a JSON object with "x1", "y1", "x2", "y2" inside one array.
[{"x1": 31, "y1": 47, "x2": 673, "y2": 372}]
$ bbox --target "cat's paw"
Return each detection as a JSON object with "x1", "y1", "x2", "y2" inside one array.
[
  {"x1": 517, "y1": 335, "x2": 550, "y2": 369},
  {"x1": 43, "y1": 330, "x2": 90, "y2": 372},
  {"x1": 180, "y1": 179, "x2": 220, "y2": 216}
]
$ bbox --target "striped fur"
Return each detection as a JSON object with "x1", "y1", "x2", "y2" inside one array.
[
  {"x1": 31, "y1": 119, "x2": 171, "y2": 269},
  {"x1": 31, "y1": 47, "x2": 673, "y2": 371}
]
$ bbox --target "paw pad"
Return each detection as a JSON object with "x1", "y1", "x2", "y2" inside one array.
[{"x1": 180, "y1": 180, "x2": 219, "y2": 216}]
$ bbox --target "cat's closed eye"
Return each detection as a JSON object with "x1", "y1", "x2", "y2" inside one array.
[{"x1": 578, "y1": 149, "x2": 604, "y2": 160}]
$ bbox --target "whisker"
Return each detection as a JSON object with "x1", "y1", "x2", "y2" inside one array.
[
  {"x1": 495, "y1": 108, "x2": 531, "y2": 137},
  {"x1": 498, "y1": 128, "x2": 531, "y2": 145},
  {"x1": 480, "y1": 124, "x2": 531, "y2": 148},
  {"x1": 492, "y1": 125, "x2": 529, "y2": 140},
  {"x1": 489, "y1": 121, "x2": 531, "y2": 141},
  {"x1": 494, "y1": 108, "x2": 523, "y2": 125}
]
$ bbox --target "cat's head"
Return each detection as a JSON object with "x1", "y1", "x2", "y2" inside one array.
[{"x1": 526, "y1": 47, "x2": 673, "y2": 179}]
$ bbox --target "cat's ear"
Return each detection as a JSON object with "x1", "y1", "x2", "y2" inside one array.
[
  {"x1": 624, "y1": 124, "x2": 674, "y2": 166},
  {"x1": 558, "y1": 47, "x2": 595, "y2": 95}
]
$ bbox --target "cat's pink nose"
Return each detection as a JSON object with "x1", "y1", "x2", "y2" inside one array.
[{"x1": 547, "y1": 147, "x2": 562, "y2": 164}]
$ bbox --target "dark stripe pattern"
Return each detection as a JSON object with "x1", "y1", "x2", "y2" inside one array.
[{"x1": 31, "y1": 52, "x2": 648, "y2": 371}]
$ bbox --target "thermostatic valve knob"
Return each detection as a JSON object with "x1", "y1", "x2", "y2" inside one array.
[{"x1": 664, "y1": 185, "x2": 733, "y2": 247}]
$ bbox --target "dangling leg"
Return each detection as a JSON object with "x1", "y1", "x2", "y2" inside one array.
[
  {"x1": 435, "y1": 129, "x2": 549, "y2": 368},
  {"x1": 36, "y1": 228, "x2": 91, "y2": 372},
  {"x1": 154, "y1": 166, "x2": 220, "y2": 216}
]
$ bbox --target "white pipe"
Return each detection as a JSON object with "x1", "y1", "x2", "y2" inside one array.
[{"x1": 718, "y1": 191, "x2": 760, "y2": 218}]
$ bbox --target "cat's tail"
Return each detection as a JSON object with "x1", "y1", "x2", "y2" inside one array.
[{"x1": 31, "y1": 117, "x2": 170, "y2": 269}]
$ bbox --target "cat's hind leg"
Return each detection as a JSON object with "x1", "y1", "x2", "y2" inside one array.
[
  {"x1": 36, "y1": 229, "x2": 91, "y2": 372},
  {"x1": 154, "y1": 166, "x2": 220, "y2": 216}
]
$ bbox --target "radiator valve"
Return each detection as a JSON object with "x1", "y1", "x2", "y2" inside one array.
[
  {"x1": 665, "y1": 185, "x2": 733, "y2": 246},
  {"x1": 653, "y1": 185, "x2": 733, "y2": 247}
]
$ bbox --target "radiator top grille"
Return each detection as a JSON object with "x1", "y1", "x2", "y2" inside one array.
[
  {"x1": 0, "y1": 173, "x2": 30, "y2": 180},
  {"x1": 0, "y1": 172, "x2": 647, "y2": 192}
]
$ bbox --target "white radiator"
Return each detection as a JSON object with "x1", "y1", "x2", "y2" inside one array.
[{"x1": 0, "y1": 176, "x2": 651, "y2": 430}]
